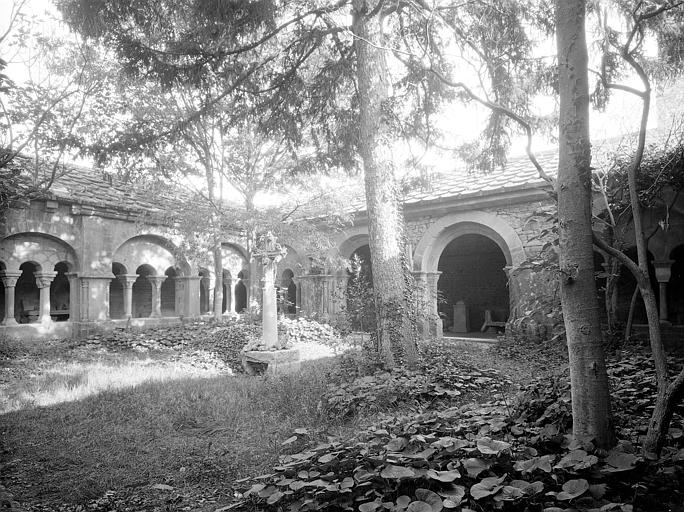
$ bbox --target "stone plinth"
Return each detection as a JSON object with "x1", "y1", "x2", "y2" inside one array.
[{"x1": 241, "y1": 348, "x2": 301, "y2": 375}]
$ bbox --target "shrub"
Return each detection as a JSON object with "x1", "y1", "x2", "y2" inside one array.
[
  {"x1": 200, "y1": 319, "x2": 261, "y2": 372},
  {"x1": 279, "y1": 316, "x2": 342, "y2": 347}
]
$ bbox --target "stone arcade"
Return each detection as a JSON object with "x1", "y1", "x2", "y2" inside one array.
[{"x1": 2, "y1": 145, "x2": 684, "y2": 346}]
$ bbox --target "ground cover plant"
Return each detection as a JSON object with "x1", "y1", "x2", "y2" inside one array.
[
  {"x1": 0, "y1": 327, "x2": 511, "y2": 511},
  {"x1": 2, "y1": 326, "x2": 683, "y2": 512},
  {"x1": 229, "y1": 352, "x2": 684, "y2": 512}
]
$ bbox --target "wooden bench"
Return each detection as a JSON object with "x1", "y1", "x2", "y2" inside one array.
[{"x1": 480, "y1": 309, "x2": 506, "y2": 332}]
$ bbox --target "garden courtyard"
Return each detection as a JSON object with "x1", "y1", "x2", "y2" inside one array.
[{"x1": 1, "y1": 321, "x2": 683, "y2": 512}]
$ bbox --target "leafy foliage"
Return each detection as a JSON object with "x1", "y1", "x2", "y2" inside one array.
[
  {"x1": 280, "y1": 317, "x2": 342, "y2": 348},
  {"x1": 228, "y1": 348, "x2": 684, "y2": 512},
  {"x1": 322, "y1": 341, "x2": 512, "y2": 420}
]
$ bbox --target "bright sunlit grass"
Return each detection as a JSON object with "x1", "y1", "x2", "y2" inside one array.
[
  {"x1": 1, "y1": 351, "x2": 343, "y2": 507},
  {"x1": 1, "y1": 351, "x2": 230, "y2": 413}
]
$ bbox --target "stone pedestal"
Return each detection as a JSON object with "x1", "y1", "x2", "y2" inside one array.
[
  {"x1": 241, "y1": 348, "x2": 301, "y2": 375},
  {"x1": 452, "y1": 300, "x2": 469, "y2": 333}
]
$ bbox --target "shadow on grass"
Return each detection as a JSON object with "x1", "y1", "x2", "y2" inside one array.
[{"x1": 0, "y1": 357, "x2": 346, "y2": 507}]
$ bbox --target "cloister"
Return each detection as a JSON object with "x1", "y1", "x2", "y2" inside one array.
[{"x1": 2, "y1": 133, "x2": 684, "y2": 344}]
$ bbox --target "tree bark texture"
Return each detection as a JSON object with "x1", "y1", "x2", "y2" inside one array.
[
  {"x1": 352, "y1": 0, "x2": 417, "y2": 369},
  {"x1": 555, "y1": 0, "x2": 614, "y2": 448}
]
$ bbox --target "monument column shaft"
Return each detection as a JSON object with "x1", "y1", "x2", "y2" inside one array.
[{"x1": 262, "y1": 264, "x2": 278, "y2": 348}]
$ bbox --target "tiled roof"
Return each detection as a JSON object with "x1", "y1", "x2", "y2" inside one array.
[
  {"x1": 6, "y1": 154, "x2": 184, "y2": 214},
  {"x1": 401, "y1": 150, "x2": 558, "y2": 206}
]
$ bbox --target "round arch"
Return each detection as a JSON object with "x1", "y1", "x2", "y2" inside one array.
[
  {"x1": 337, "y1": 230, "x2": 370, "y2": 260},
  {"x1": 0, "y1": 232, "x2": 79, "y2": 272},
  {"x1": 413, "y1": 211, "x2": 525, "y2": 272},
  {"x1": 114, "y1": 234, "x2": 190, "y2": 276}
]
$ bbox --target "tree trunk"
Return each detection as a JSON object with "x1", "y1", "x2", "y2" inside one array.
[
  {"x1": 555, "y1": 0, "x2": 614, "y2": 448},
  {"x1": 352, "y1": 0, "x2": 417, "y2": 369}
]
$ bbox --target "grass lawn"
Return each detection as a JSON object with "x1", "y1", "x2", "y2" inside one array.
[{"x1": 0, "y1": 333, "x2": 531, "y2": 511}]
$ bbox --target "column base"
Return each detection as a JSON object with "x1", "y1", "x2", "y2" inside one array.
[
  {"x1": 241, "y1": 349, "x2": 300, "y2": 375},
  {"x1": 1, "y1": 318, "x2": 18, "y2": 326}
]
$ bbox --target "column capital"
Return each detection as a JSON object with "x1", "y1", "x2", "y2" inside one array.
[
  {"x1": 146, "y1": 275, "x2": 167, "y2": 289},
  {"x1": 117, "y1": 274, "x2": 138, "y2": 288},
  {"x1": 175, "y1": 275, "x2": 202, "y2": 283},
  {"x1": 1, "y1": 271, "x2": 23, "y2": 287},
  {"x1": 653, "y1": 259, "x2": 675, "y2": 283},
  {"x1": 35, "y1": 271, "x2": 58, "y2": 289}
]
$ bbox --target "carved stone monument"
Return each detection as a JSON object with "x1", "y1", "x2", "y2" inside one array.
[{"x1": 241, "y1": 232, "x2": 300, "y2": 374}]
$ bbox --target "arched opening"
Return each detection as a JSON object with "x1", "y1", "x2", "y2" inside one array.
[
  {"x1": 222, "y1": 269, "x2": 232, "y2": 314},
  {"x1": 281, "y1": 268, "x2": 297, "y2": 315},
  {"x1": 437, "y1": 234, "x2": 508, "y2": 333},
  {"x1": 15, "y1": 262, "x2": 41, "y2": 323},
  {"x1": 668, "y1": 245, "x2": 684, "y2": 324},
  {"x1": 132, "y1": 264, "x2": 154, "y2": 318},
  {"x1": 199, "y1": 269, "x2": 211, "y2": 314},
  {"x1": 346, "y1": 245, "x2": 374, "y2": 332},
  {"x1": 161, "y1": 267, "x2": 177, "y2": 316},
  {"x1": 110, "y1": 262, "x2": 126, "y2": 319},
  {"x1": 234, "y1": 270, "x2": 247, "y2": 313},
  {"x1": 50, "y1": 262, "x2": 70, "y2": 321},
  {"x1": 615, "y1": 248, "x2": 657, "y2": 324}
]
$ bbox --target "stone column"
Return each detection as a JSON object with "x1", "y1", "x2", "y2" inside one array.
[
  {"x1": 1, "y1": 271, "x2": 22, "y2": 326},
  {"x1": 67, "y1": 273, "x2": 80, "y2": 322},
  {"x1": 262, "y1": 261, "x2": 278, "y2": 348},
  {"x1": 147, "y1": 276, "x2": 166, "y2": 318},
  {"x1": 654, "y1": 260, "x2": 674, "y2": 322},
  {"x1": 118, "y1": 274, "x2": 138, "y2": 319},
  {"x1": 175, "y1": 276, "x2": 201, "y2": 318},
  {"x1": 77, "y1": 276, "x2": 112, "y2": 321},
  {"x1": 34, "y1": 271, "x2": 57, "y2": 323},
  {"x1": 229, "y1": 276, "x2": 237, "y2": 315},
  {"x1": 425, "y1": 271, "x2": 443, "y2": 338}
]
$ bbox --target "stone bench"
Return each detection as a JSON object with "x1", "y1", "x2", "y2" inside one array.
[{"x1": 480, "y1": 309, "x2": 506, "y2": 332}]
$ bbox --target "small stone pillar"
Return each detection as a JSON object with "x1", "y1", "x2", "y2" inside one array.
[
  {"x1": 147, "y1": 276, "x2": 166, "y2": 318},
  {"x1": 1, "y1": 271, "x2": 22, "y2": 325},
  {"x1": 653, "y1": 259, "x2": 674, "y2": 322},
  {"x1": 118, "y1": 274, "x2": 138, "y2": 319},
  {"x1": 34, "y1": 271, "x2": 57, "y2": 323},
  {"x1": 452, "y1": 300, "x2": 469, "y2": 333}
]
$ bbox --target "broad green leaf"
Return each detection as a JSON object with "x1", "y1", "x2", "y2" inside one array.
[
  {"x1": 380, "y1": 465, "x2": 416, "y2": 479},
  {"x1": 282, "y1": 435, "x2": 298, "y2": 445},
  {"x1": 407, "y1": 501, "x2": 434, "y2": 512},
  {"x1": 462, "y1": 458, "x2": 490, "y2": 477},
  {"x1": 470, "y1": 475, "x2": 506, "y2": 500},
  {"x1": 426, "y1": 469, "x2": 460, "y2": 482},
  {"x1": 602, "y1": 451, "x2": 639, "y2": 473},
  {"x1": 493, "y1": 485, "x2": 524, "y2": 501},
  {"x1": 556, "y1": 478, "x2": 589, "y2": 500},
  {"x1": 266, "y1": 491, "x2": 284, "y2": 505},
  {"x1": 554, "y1": 450, "x2": 598, "y2": 470},
  {"x1": 386, "y1": 437, "x2": 408, "y2": 452},
  {"x1": 476, "y1": 437, "x2": 511, "y2": 455},
  {"x1": 415, "y1": 488, "x2": 443, "y2": 512},
  {"x1": 437, "y1": 484, "x2": 466, "y2": 505},
  {"x1": 359, "y1": 500, "x2": 381, "y2": 512},
  {"x1": 509, "y1": 479, "x2": 544, "y2": 494}
]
